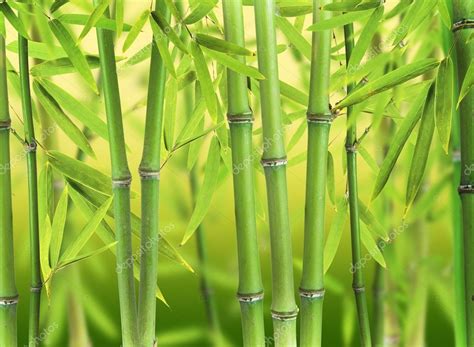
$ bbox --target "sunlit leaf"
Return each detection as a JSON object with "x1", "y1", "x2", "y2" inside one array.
[
  {"x1": 195, "y1": 33, "x2": 253, "y2": 56},
  {"x1": 79, "y1": 0, "x2": 111, "y2": 40},
  {"x1": 324, "y1": 198, "x2": 348, "y2": 273},
  {"x1": 0, "y1": 3, "x2": 30, "y2": 39},
  {"x1": 122, "y1": 9, "x2": 150, "y2": 52},
  {"x1": 50, "y1": 186, "x2": 69, "y2": 268},
  {"x1": 276, "y1": 15, "x2": 311, "y2": 60},
  {"x1": 183, "y1": 0, "x2": 217, "y2": 24},
  {"x1": 203, "y1": 47, "x2": 264, "y2": 80},
  {"x1": 435, "y1": 57, "x2": 453, "y2": 153}
]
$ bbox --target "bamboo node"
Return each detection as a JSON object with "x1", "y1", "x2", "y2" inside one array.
[
  {"x1": 352, "y1": 285, "x2": 365, "y2": 293},
  {"x1": 0, "y1": 119, "x2": 11, "y2": 130},
  {"x1": 236, "y1": 291, "x2": 264, "y2": 303},
  {"x1": 261, "y1": 157, "x2": 287, "y2": 168},
  {"x1": 138, "y1": 169, "x2": 160, "y2": 180},
  {"x1": 306, "y1": 111, "x2": 333, "y2": 124},
  {"x1": 458, "y1": 184, "x2": 474, "y2": 194},
  {"x1": 227, "y1": 111, "x2": 254, "y2": 123},
  {"x1": 0, "y1": 295, "x2": 19, "y2": 306},
  {"x1": 30, "y1": 285, "x2": 42, "y2": 293},
  {"x1": 453, "y1": 19, "x2": 474, "y2": 32},
  {"x1": 25, "y1": 140, "x2": 37, "y2": 153},
  {"x1": 112, "y1": 177, "x2": 132, "y2": 188},
  {"x1": 452, "y1": 150, "x2": 461, "y2": 163},
  {"x1": 299, "y1": 288, "x2": 325, "y2": 299},
  {"x1": 345, "y1": 143, "x2": 357, "y2": 153},
  {"x1": 271, "y1": 308, "x2": 299, "y2": 321}
]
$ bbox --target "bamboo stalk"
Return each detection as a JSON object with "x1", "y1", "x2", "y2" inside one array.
[
  {"x1": 343, "y1": 23, "x2": 372, "y2": 347},
  {"x1": 18, "y1": 33, "x2": 42, "y2": 345},
  {"x1": 299, "y1": 1, "x2": 332, "y2": 346},
  {"x1": 452, "y1": 1, "x2": 474, "y2": 345},
  {"x1": 253, "y1": 1, "x2": 298, "y2": 345},
  {"x1": 94, "y1": 3, "x2": 138, "y2": 345},
  {"x1": 137, "y1": 2, "x2": 169, "y2": 346},
  {"x1": 0, "y1": 29, "x2": 18, "y2": 347},
  {"x1": 222, "y1": 1, "x2": 265, "y2": 344}
]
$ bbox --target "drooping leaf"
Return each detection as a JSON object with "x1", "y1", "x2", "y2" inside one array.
[
  {"x1": 0, "y1": 3, "x2": 30, "y2": 39},
  {"x1": 7, "y1": 41, "x2": 66, "y2": 60},
  {"x1": 150, "y1": 10, "x2": 188, "y2": 54},
  {"x1": 49, "y1": 19, "x2": 98, "y2": 93},
  {"x1": 360, "y1": 224, "x2": 386, "y2": 268},
  {"x1": 181, "y1": 137, "x2": 221, "y2": 245},
  {"x1": 40, "y1": 216, "x2": 53, "y2": 288},
  {"x1": 359, "y1": 198, "x2": 387, "y2": 240},
  {"x1": 122, "y1": 9, "x2": 150, "y2": 52},
  {"x1": 50, "y1": 186, "x2": 69, "y2": 268},
  {"x1": 56, "y1": 241, "x2": 117, "y2": 271},
  {"x1": 275, "y1": 15, "x2": 311, "y2": 60},
  {"x1": 57, "y1": 14, "x2": 132, "y2": 32},
  {"x1": 371, "y1": 85, "x2": 430, "y2": 200},
  {"x1": 437, "y1": 0, "x2": 451, "y2": 29},
  {"x1": 280, "y1": 80, "x2": 308, "y2": 105},
  {"x1": 50, "y1": 0, "x2": 69, "y2": 13},
  {"x1": 164, "y1": 76, "x2": 178, "y2": 150},
  {"x1": 324, "y1": 198, "x2": 348, "y2": 273},
  {"x1": 203, "y1": 47, "x2": 264, "y2": 80},
  {"x1": 115, "y1": 0, "x2": 124, "y2": 38},
  {"x1": 79, "y1": 0, "x2": 111, "y2": 40},
  {"x1": 457, "y1": 59, "x2": 474, "y2": 107},
  {"x1": 327, "y1": 151, "x2": 336, "y2": 205},
  {"x1": 183, "y1": 0, "x2": 217, "y2": 24},
  {"x1": 278, "y1": 5, "x2": 312, "y2": 17},
  {"x1": 31, "y1": 55, "x2": 102, "y2": 77},
  {"x1": 195, "y1": 33, "x2": 253, "y2": 56},
  {"x1": 307, "y1": 9, "x2": 371, "y2": 31},
  {"x1": 435, "y1": 57, "x2": 454, "y2": 153},
  {"x1": 287, "y1": 118, "x2": 306, "y2": 152},
  {"x1": 337, "y1": 59, "x2": 439, "y2": 109},
  {"x1": 149, "y1": 16, "x2": 176, "y2": 77},
  {"x1": 34, "y1": 82, "x2": 95, "y2": 157}
]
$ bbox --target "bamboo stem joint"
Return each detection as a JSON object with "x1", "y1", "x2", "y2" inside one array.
[
  {"x1": 237, "y1": 291, "x2": 264, "y2": 303},
  {"x1": 261, "y1": 157, "x2": 288, "y2": 167},
  {"x1": 458, "y1": 184, "x2": 474, "y2": 194},
  {"x1": 227, "y1": 111, "x2": 254, "y2": 123},
  {"x1": 299, "y1": 288, "x2": 325, "y2": 299},
  {"x1": 138, "y1": 169, "x2": 160, "y2": 180},
  {"x1": 0, "y1": 119, "x2": 11, "y2": 130},
  {"x1": 271, "y1": 309, "x2": 299, "y2": 321},
  {"x1": 112, "y1": 177, "x2": 132, "y2": 188},
  {"x1": 453, "y1": 19, "x2": 474, "y2": 32},
  {"x1": 306, "y1": 111, "x2": 333, "y2": 124},
  {"x1": 0, "y1": 295, "x2": 19, "y2": 306}
]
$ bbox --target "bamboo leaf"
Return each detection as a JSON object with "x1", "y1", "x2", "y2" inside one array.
[
  {"x1": 7, "y1": 41, "x2": 66, "y2": 60},
  {"x1": 50, "y1": 186, "x2": 69, "y2": 268},
  {"x1": 37, "y1": 79, "x2": 108, "y2": 141},
  {"x1": 149, "y1": 15, "x2": 176, "y2": 77},
  {"x1": 337, "y1": 59, "x2": 439, "y2": 109},
  {"x1": 371, "y1": 85, "x2": 429, "y2": 200},
  {"x1": 122, "y1": 9, "x2": 150, "y2": 52},
  {"x1": 56, "y1": 241, "x2": 117, "y2": 271},
  {"x1": 164, "y1": 77, "x2": 178, "y2": 150},
  {"x1": 435, "y1": 57, "x2": 453, "y2": 153},
  {"x1": 457, "y1": 59, "x2": 474, "y2": 108},
  {"x1": 47, "y1": 151, "x2": 112, "y2": 196},
  {"x1": 202, "y1": 47, "x2": 264, "y2": 80},
  {"x1": 275, "y1": 15, "x2": 311, "y2": 60},
  {"x1": 57, "y1": 14, "x2": 132, "y2": 32},
  {"x1": 280, "y1": 79, "x2": 308, "y2": 105},
  {"x1": 360, "y1": 224, "x2": 386, "y2": 268},
  {"x1": 327, "y1": 151, "x2": 336, "y2": 205},
  {"x1": 190, "y1": 42, "x2": 217, "y2": 120},
  {"x1": 307, "y1": 10, "x2": 371, "y2": 31},
  {"x1": 60, "y1": 197, "x2": 113, "y2": 262},
  {"x1": 78, "y1": 0, "x2": 111, "y2": 41},
  {"x1": 31, "y1": 55, "x2": 102, "y2": 77},
  {"x1": 150, "y1": 10, "x2": 188, "y2": 54},
  {"x1": 181, "y1": 137, "x2": 221, "y2": 245},
  {"x1": 324, "y1": 0, "x2": 379, "y2": 11},
  {"x1": 50, "y1": 0, "x2": 69, "y2": 13},
  {"x1": 278, "y1": 5, "x2": 312, "y2": 17},
  {"x1": 0, "y1": 3, "x2": 30, "y2": 39},
  {"x1": 195, "y1": 33, "x2": 253, "y2": 56},
  {"x1": 359, "y1": 198, "x2": 387, "y2": 240},
  {"x1": 324, "y1": 198, "x2": 348, "y2": 273},
  {"x1": 287, "y1": 118, "x2": 306, "y2": 152},
  {"x1": 115, "y1": 0, "x2": 124, "y2": 38},
  {"x1": 183, "y1": 0, "x2": 217, "y2": 24},
  {"x1": 34, "y1": 82, "x2": 95, "y2": 157},
  {"x1": 40, "y1": 216, "x2": 53, "y2": 286},
  {"x1": 406, "y1": 88, "x2": 436, "y2": 209},
  {"x1": 49, "y1": 19, "x2": 98, "y2": 93},
  {"x1": 437, "y1": 0, "x2": 451, "y2": 28}
]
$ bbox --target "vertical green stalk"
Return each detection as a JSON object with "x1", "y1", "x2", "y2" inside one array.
[
  {"x1": 453, "y1": 1, "x2": 474, "y2": 345},
  {"x1": 253, "y1": 1, "x2": 298, "y2": 345},
  {"x1": 0, "y1": 29, "x2": 18, "y2": 347},
  {"x1": 18, "y1": 33, "x2": 42, "y2": 345},
  {"x1": 222, "y1": 1, "x2": 265, "y2": 345},
  {"x1": 299, "y1": 0, "x2": 332, "y2": 346},
  {"x1": 343, "y1": 23, "x2": 372, "y2": 347},
  {"x1": 94, "y1": 3, "x2": 138, "y2": 345},
  {"x1": 137, "y1": 2, "x2": 169, "y2": 346}
]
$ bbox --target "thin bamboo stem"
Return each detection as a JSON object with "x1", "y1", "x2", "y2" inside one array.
[
  {"x1": 0, "y1": 30, "x2": 18, "y2": 347},
  {"x1": 222, "y1": 0, "x2": 265, "y2": 345},
  {"x1": 343, "y1": 23, "x2": 372, "y2": 347},
  {"x1": 299, "y1": 1, "x2": 332, "y2": 346},
  {"x1": 137, "y1": 2, "x2": 169, "y2": 346},
  {"x1": 94, "y1": 3, "x2": 138, "y2": 345},
  {"x1": 453, "y1": 1, "x2": 474, "y2": 345},
  {"x1": 253, "y1": 1, "x2": 298, "y2": 345},
  {"x1": 18, "y1": 33, "x2": 42, "y2": 345}
]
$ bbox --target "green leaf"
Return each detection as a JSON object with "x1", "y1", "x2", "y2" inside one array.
[
  {"x1": 7, "y1": 41, "x2": 66, "y2": 60},
  {"x1": 342, "y1": 296, "x2": 355, "y2": 346},
  {"x1": 122, "y1": 9, "x2": 149, "y2": 52},
  {"x1": 190, "y1": 42, "x2": 217, "y2": 120},
  {"x1": 60, "y1": 197, "x2": 113, "y2": 262},
  {"x1": 359, "y1": 198, "x2": 387, "y2": 240},
  {"x1": 371, "y1": 85, "x2": 429, "y2": 200},
  {"x1": 47, "y1": 151, "x2": 112, "y2": 196},
  {"x1": 40, "y1": 216, "x2": 53, "y2": 284},
  {"x1": 406, "y1": 88, "x2": 436, "y2": 209},
  {"x1": 195, "y1": 33, "x2": 253, "y2": 56},
  {"x1": 34, "y1": 82, "x2": 95, "y2": 157},
  {"x1": 150, "y1": 11, "x2": 188, "y2": 54},
  {"x1": 50, "y1": 0, "x2": 69, "y2": 14},
  {"x1": 202, "y1": 47, "x2": 264, "y2": 80},
  {"x1": 307, "y1": 10, "x2": 371, "y2": 31},
  {"x1": 181, "y1": 137, "x2": 221, "y2": 245},
  {"x1": 164, "y1": 77, "x2": 178, "y2": 150},
  {"x1": 457, "y1": 59, "x2": 474, "y2": 108},
  {"x1": 78, "y1": 0, "x2": 111, "y2": 41},
  {"x1": 327, "y1": 151, "x2": 335, "y2": 205},
  {"x1": 57, "y1": 14, "x2": 132, "y2": 32},
  {"x1": 183, "y1": 0, "x2": 217, "y2": 24},
  {"x1": 49, "y1": 19, "x2": 98, "y2": 93},
  {"x1": 37, "y1": 79, "x2": 108, "y2": 141},
  {"x1": 275, "y1": 15, "x2": 311, "y2": 60},
  {"x1": 337, "y1": 58, "x2": 439, "y2": 109},
  {"x1": 278, "y1": 5, "x2": 312, "y2": 17},
  {"x1": 287, "y1": 118, "x2": 306, "y2": 152},
  {"x1": 435, "y1": 57, "x2": 453, "y2": 153},
  {"x1": 280, "y1": 80, "x2": 308, "y2": 105},
  {"x1": 56, "y1": 241, "x2": 117, "y2": 271},
  {"x1": 149, "y1": 15, "x2": 176, "y2": 77},
  {"x1": 324, "y1": 198, "x2": 348, "y2": 273},
  {"x1": 50, "y1": 186, "x2": 69, "y2": 268},
  {"x1": 360, "y1": 224, "x2": 386, "y2": 268},
  {"x1": 0, "y1": 3, "x2": 30, "y2": 39},
  {"x1": 437, "y1": 0, "x2": 451, "y2": 28},
  {"x1": 115, "y1": 0, "x2": 124, "y2": 38},
  {"x1": 31, "y1": 55, "x2": 102, "y2": 77},
  {"x1": 347, "y1": 6, "x2": 384, "y2": 70}
]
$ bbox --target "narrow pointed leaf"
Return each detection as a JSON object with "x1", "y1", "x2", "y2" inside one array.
[
  {"x1": 40, "y1": 216, "x2": 53, "y2": 283},
  {"x1": 327, "y1": 152, "x2": 336, "y2": 205},
  {"x1": 31, "y1": 55, "x2": 102, "y2": 77},
  {"x1": 457, "y1": 59, "x2": 474, "y2": 107},
  {"x1": 435, "y1": 57, "x2": 453, "y2": 153},
  {"x1": 57, "y1": 14, "x2": 132, "y2": 32},
  {"x1": 7, "y1": 41, "x2": 66, "y2": 60},
  {"x1": 183, "y1": 0, "x2": 217, "y2": 24},
  {"x1": 115, "y1": 0, "x2": 124, "y2": 38},
  {"x1": 56, "y1": 241, "x2": 117, "y2": 270},
  {"x1": 280, "y1": 80, "x2": 308, "y2": 105},
  {"x1": 360, "y1": 224, "x2": 386, "y2": 268},
  {"x1": 164, "y1": 77, "x2": 178, "y2": 150},
  {"x1": 203, "y1": 47, "x2": 264, "y2": 80},
  {"x1": 50, "y1": 0, "x2": 69, "y2": 13},
  {"x1": 0, "y1": 3, "x2": 30, "y2": 39},
  {"x1": 150, "y1": 10, "x2": 188, "y2": 54},
  {"x1": 122, "y1": 9, "x2": 149, "y2": 52},
  {"x1": 359, "y1": 198, "x2": 387, "y2": 240},
  {"x1": 324, "y1": 198, "x2": 348, "y2": 273},
  {"x1": 195, "y1": 33, "x2": 253, "y2": 56},
  {"x1": 149, "y1": 15, "x2": 176, "y2": 77},
  {"x1": 50, "y1": 186, "x2": 69, "y2": 268},
  {"x1": 79, "y1": 0, "x2": 111, "y2": 40},
  {"x1": 307, "y1": 10, "x2": 371, "y2": 31},
  {"x1": 275, "y1": 15, "x2": 311, "y2": 60}
]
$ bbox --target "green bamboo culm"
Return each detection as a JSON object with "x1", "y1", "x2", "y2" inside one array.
[
  {"x1": 0, "y1": 28, "x2": 18, "y2": 347},
  {"x1": 222, "y1": 0, "x2": 265, "y2": 345},
  {"x1": 253, "y1": 0, "x2": 298, "y2": 345},
  {"x1": 137, "y1": 2, "x2": 169, "y2": 346},
  {"x1": 343, "y1": 23, "x2": 372, "y2": 347},
  {"x1": 299, "y1": 0, "x2": 332, "y2": 346},
  {"x1": 18, "y1": 34, "x2": 42, "y2": 345},
  {"x1": 94, "y1": 3, "x2": 138, "y2": 345},
  {"x1": 452, "y1": 1, "x2": 474, "y2": 345}
]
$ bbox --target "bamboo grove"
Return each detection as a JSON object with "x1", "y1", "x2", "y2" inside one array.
[{"x1": 0, "y1": 0, "x2": 472, "y2": 346}]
